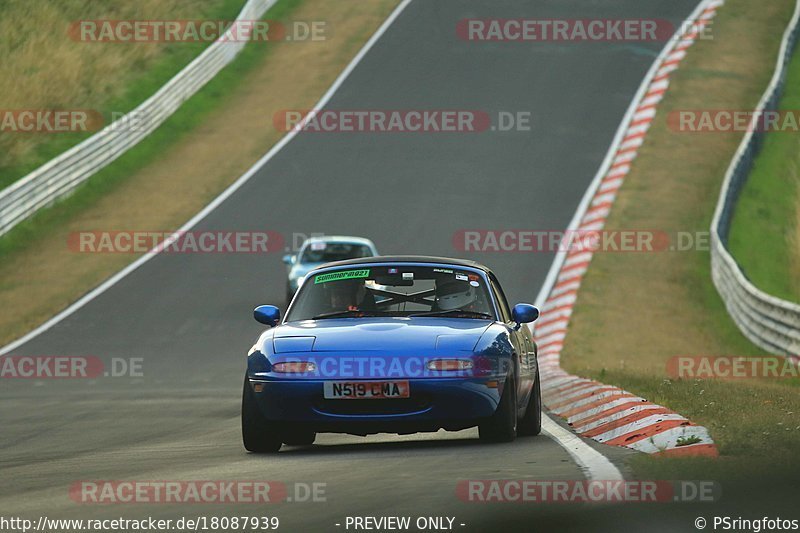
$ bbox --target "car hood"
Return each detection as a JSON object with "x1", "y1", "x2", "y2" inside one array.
[{"x1": 271, "y1": 317, "x2": 493, "y2": 354}]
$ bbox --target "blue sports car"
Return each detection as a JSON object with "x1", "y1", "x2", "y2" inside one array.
[{"x1": 243, "y1": 256, "x2": 541, "y2": 452}]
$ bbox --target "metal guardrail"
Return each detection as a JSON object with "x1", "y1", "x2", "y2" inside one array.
[
  {"x1": 0, "y1": 0, "x2": 277, "y2": 237},
  {"x1": 710, "y1": 0, "x2": 800, "y2": 357}
]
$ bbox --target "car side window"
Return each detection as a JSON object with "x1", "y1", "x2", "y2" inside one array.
[{"x1": 489, "y1": 276, "x2": 512, "y2": 323}]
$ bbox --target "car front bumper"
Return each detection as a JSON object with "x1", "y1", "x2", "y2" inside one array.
[{"x1": 247, "y1": 376, "x2": 504, "y2": 434}]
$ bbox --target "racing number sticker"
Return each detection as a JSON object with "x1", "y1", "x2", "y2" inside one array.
[{"x1": 314, "y1": 269, "x2": 370, "y2": 284}]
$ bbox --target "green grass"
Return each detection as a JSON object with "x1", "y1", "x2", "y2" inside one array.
[
  {"x1": 592, "y1": 370, "x2": 800, "y2": 480},
  {"x1": 0, "y1": 0, "x2": 246, "y2": 190},
  {"x1": 0, "y1": 0, "x2": 304, "y2": 258},
  {"x1": 727, "y1": 43, "x2": 800, "y2": 303}
]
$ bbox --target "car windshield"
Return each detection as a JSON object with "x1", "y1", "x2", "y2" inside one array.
[
  {"x1": 299, "y1": 242, "x2": 373, "y2": 264},
  {"x1": 286, "y1": 265, "x2": 496, "y2": 321}
]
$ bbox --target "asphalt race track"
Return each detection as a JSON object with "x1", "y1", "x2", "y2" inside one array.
[{"x1": 1, "y1": 1, "x2": 720, "y2": 531}]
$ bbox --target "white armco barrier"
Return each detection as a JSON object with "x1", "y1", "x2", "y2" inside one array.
[
  {"x1": 710, "y1": 0, "x2": 800, "y2": 360},
  {"x1": 0, "y1": 0, "x2": 278, "y2": 237}
]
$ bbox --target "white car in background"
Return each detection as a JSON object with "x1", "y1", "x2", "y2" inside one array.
[{"x1": 282, "y1": 236, "x2": 378, "y2": 305}]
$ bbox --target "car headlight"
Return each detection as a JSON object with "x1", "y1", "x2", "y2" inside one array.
[
  {"x1": 427, "y1": 359, "x2": 474, "y2": 371},
  {"x1": 273, "y1": 361, "x2": 316, "y2": 373}
]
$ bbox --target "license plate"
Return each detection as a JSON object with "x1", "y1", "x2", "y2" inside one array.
[{"x1": 323, "y1": 380, "x2": 410, "y2": 400}]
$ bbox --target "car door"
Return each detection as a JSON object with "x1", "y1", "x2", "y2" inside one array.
[{"x1": 488, "y1": 275, "x2": 535, "y2": 403}]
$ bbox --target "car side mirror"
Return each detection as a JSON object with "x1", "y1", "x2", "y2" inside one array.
[
  {"x1": 254, "y1": 305, "x2": 281, "y2": 326},
  {"x1": 282, "y1": 254, "x2": 296, "y2": 265},
  {"x1": 511, "y1": 303, "x2": 539, "y2": 325}
]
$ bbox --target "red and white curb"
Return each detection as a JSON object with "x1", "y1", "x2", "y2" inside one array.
[{"x1": 532, "y1": 0, "x2": 724, "y2": 458}]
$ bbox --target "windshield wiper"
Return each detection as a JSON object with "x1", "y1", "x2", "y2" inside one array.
[
  {"x1": 311, "y1": 310, "x2": 382, "y2": 320},
  {"x1": 409, "y1": 310, "x2": 494, "y2": 320}
]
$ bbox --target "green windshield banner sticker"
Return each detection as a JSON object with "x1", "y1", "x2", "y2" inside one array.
[{"x1": 314, "y1": 269, "x2": 370, "y2": 284}]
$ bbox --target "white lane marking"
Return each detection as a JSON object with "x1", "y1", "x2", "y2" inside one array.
[
  {"x1": 542, "y1": 414, "x2": 623, "y2": 481},
  {"x1": 530, "y1": 0, "x2": 719, "y2": 477},
  {"x1": 0, "y1": 0, "x2": 414, "y2": 357}
]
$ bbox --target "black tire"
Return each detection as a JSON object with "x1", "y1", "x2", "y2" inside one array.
[
  {"x1": 282, "y1": 429, "x2": 317, "y2": 446},
  {"x1": 518, "y1": 370, "x2": 542, "y2": 436},
  {"x1": 479, "y1": 377, "x2": 517, "y2": 443},
  {"x1": 241, "y1": 375, "x2": 282, "y2": 453}
]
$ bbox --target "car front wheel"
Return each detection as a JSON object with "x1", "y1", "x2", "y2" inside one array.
[
  {"x1": 241, "y1": 374, "x2": 283, "y2": 453},
  {"x1": 518, "y1": 369, "x2": 542, "y2": 436},
  {"x1": 479, "y1": 376, "x2": 517, "y2": 443},
  {"x1": 282, "y1": 429, "x2": 317, "y2": 446}
]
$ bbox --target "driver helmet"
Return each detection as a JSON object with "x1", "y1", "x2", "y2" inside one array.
[
  {"x1": 325, "y1": 279, "x2": 363, "y2": 309},
  {"x1": 436, "y1": 280, "x2": 477, "y2": 311}
]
